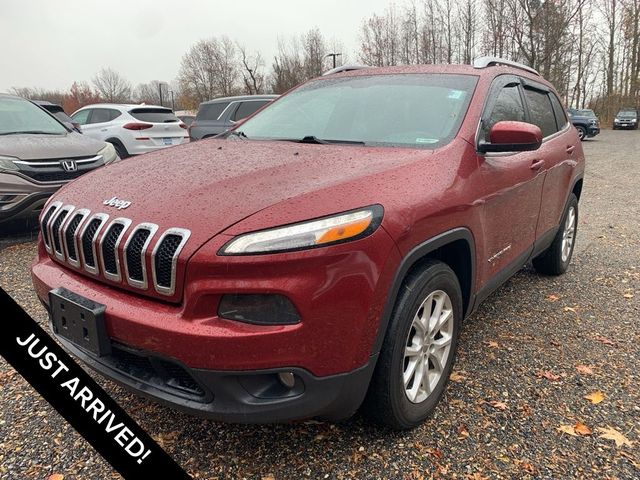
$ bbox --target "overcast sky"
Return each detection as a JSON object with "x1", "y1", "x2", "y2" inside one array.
[{"x1": 0, "y1": 0, "x2": 395, "y2": 92}]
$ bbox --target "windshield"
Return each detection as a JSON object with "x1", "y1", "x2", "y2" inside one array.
[
  {"x1": 0, "y1": 96, "x2": 67, "y2": 135},
  {"x1": 577, "y1": 109, "x2": 596, "y2": 117},
  {"x1": 237, "y1": 73, "x2": 478, "y2": 148},
  {"x1": 617, "y1": 111, "x2": 637, "y2": 119}
]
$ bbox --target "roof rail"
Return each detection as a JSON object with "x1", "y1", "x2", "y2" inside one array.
[
  {"x1": 473, "y1": 56, "x2": 539, "y2": 76},
  {"x1": 322, "y1": 64, "x2": 370, "y2": 76}
]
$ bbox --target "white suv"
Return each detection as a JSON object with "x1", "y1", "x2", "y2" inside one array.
[{"x1": 70, "y1": 104, "x2": 189, "y2": 158}]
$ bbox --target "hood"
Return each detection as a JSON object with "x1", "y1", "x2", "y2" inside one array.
[
  {"x1": 0, "y1": 132, "x2": 105, "y2": 160},
  {"x1": 52, "y1": 138, "x2": 432, "y2": 247}
]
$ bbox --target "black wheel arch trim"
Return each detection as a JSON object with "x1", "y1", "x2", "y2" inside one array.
[{"x1": 371, "y1": 227, "x2": 476, "y2": 355}]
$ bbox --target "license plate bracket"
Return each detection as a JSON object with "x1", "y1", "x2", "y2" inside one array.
[{"x1": 49, "y1": 288, "x2": 111, "y2": 357}]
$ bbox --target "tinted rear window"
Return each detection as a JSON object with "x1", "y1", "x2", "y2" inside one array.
[
  {"x1": 129, "y1": 108, "x2": 179, "y2": 123},
  {"x1": 196, "y1": 102, "x2": 229, "y2": 121}
]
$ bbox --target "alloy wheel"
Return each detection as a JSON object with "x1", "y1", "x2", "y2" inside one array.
[
  {"x1": 561, "y1": 206, "x2": 576, "y2": 262},
  {"x1": 402, "y1": 290, "x2": 454, "y2": 404}
]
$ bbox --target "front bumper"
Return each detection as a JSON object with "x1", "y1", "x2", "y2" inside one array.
[
  {"x1": 32, "y1": 224, "x2": 400, "y2": 421},
  {"x1": 50, "y1": 323, "x2": 377, "y2": 422},
  {"x1": 0, "y1": 172, "x2": 61, "y2": 223},
  {"x1": 587, "y1": 125, "x2": 600, "y2": 137}
]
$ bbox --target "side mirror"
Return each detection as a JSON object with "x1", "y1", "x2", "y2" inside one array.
[{"x1": 478, "y1": 121, "x2": 542, "y2": 153}]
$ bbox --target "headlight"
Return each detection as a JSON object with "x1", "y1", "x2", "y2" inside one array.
[
  {"x1": 98, "y1": 142, "x2": 118, "y2": 165},
  {"x1": 220, "y1": 205, "x2": 384, "y2": 255},
  {"x1": 0, "y1": 155, "x2": 19, "y2": 172}
]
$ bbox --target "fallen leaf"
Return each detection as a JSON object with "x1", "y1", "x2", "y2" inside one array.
[
  {"x1": 585, "y1": 391, "x2": 605, "y2": 404},
  {"x1": 597, "y1": 426, "x2": 634, "y2": 447},
  {"x1": 595, "y1": 336, "x2": 615, "y2": 346},
  {"x1": 563, "y1": 306, "x2": 577, "y2": 313},
  {"x1": 449, "y1": 371, "x2": 465, "y2": 382},
  {"x1": 261, "y1": 475, "x2": 275, "y2": 480},
  {"x1": 484, "y1": 340, "x2": 500, "y2": 348},
  {"x1": 547, "y1": 294, "x2": 560, "y2": 302},
  {"x1": 47, "y1": 475, "x2": 64, "y2": 480},
  {"x1": 574, "y1": 422, "x2": 593, "y2": 436},
  {"x1": 457, "y1": 423, "x2": 469, "y2": 438},
  {"x1": 536, "y1": 370, "x2": 561, "y2": 381},
  {"x1": 557, "y1": 424, "x2": 578, "y2": 437},
  {"x1": 489, "y1": 400, "x2": 508, "y2": 411},
  {"x1": 623, "y1": 293, "x2": 634, "y2": 299},
  {"x1": 575, "y1": 364, "x2": 595, "y2": 375}
]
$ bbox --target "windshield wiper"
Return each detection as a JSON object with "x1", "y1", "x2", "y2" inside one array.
[
  {"x1": 0, "y1": 130, "x2": 62, "y2": 136},
  {"x1": 296, "y1": 135, "x2": 365, "y2": 145}
]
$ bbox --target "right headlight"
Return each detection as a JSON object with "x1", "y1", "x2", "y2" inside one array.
[
  {"x1": 98, "y1": 142, "x2": 118, "y2": 165},
  {"x1": 0, "y1": 155, "x2": 19, "y2": 172},
  {"x1": 219, "y1": 205, "x2": 384, "y2": 255}
]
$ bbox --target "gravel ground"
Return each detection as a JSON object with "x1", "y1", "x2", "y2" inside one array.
[{"x1": 1, "y1": 129, "x2": 638, "y2": 479}]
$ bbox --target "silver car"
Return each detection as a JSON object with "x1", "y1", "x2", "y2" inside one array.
[{"x1": 0, "y1": 94, "x2": 117, "y2": 225}]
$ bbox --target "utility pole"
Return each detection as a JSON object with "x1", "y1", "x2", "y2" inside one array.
[
  {"x1": 158, "y1": 82, "x2": 164, "y2": 107},
  {"x1": 169, "y1": 90, "x2": 175, "y2": 111},
  {"x1": 325, "y1": 53, "x2": 342, "y2": 69}
]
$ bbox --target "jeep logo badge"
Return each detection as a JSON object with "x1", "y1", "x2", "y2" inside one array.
[{"x1": 103, "y1": 196, "x2": 131, "y2": 210}]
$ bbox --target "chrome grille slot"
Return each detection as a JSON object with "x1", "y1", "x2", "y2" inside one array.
[
  {"x1": 51, "y1": 206, "x2": 72, "y2": 258},
  {"x1": 99, "y1": 218, "x2": 132, "y2": 282},
  {"x1": 124, "y1": 223, "x2": 158, "y2": 288},
  {"x1": 63, "y1": 209, "x2": 89, "y2": 266},
  {"x1": 152, "y1": 228, "x2": 191, "y2": 295},
  {"x1": 40, "y1": 202, "x2": 61, "y2": 251},
  {"x1": 80, "y1": 213, "x2": 109, "y2": 274}
]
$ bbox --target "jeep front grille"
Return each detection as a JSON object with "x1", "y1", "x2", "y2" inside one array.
[{"x1": 40, "y1": 202, "x2": 189, "y2": 297}]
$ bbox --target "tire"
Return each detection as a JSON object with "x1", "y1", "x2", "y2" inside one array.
[
  {"x1": 576, "y1": 126, "x2": 586, "y2": 141},
  {"x1": 109, "y1": 140, "x2": 129, "y2": 159},
  {"x1": 364, "y1": 260, "x2": 463, "y2": 430},
  {"x1": 533, "y1": 193, "x2": 578, "y2": 275}
]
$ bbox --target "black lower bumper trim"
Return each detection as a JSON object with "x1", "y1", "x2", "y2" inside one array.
[{"x1": 51, "y1": 323, "x2": 377, "y2": 423}]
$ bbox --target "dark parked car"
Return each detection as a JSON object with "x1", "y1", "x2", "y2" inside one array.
[
  {"x1": 33, "y1": 100, "x2": 82, "y2": 133},
  {"x1": 567, "y1": 108, "x2": 600, "y2": 140},
  {"x1": 613, "y1": 109, "x2": 638, "y2": 129},
  {"x1": 32, "y1": 58, "x2": 584, "y2": 429},
  {"x1": 0, "y1": 94, "x2": 117, "y2": 225},
  {"x1": 189, "y1": 95, "x2": 278, "y2": 140}
]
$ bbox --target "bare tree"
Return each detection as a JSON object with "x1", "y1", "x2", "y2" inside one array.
[
  {"x1": 238, "y1": 44, "x2": 266, "y2": 94},
  {"x1": 178, "y1": 36, "x2": 240, "y2": 105},
  {"x1": 92, "y1": 68, "x2": 131, "y2": 103}
]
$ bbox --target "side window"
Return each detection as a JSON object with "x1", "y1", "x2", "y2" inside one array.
[
  {"x1": 109, "y1": 109, "x2": 122, "y2": 121},
  {"x1": 232, "y1": 101, "x2": 268, "y2": 121},
  {"x1": 87, "y1": 108, "x2": 112, "y2": 124},
  {"x1": 549, "y1": 93, "x2": 568, "y2": 130},
  {"x1": 483, "y1": 83, "x2": 526, "y2": 139},
  {"x1": 71, "y1": 109, "x2": 91, "y2": 125},
  {"x1": 196, "y1": 102, "x2": 229, "y2": 121},
  {"x1": 524, "y1": 88, "x2": 558, "y2": 138}
]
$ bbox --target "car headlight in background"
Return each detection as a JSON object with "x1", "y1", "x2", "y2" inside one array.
[
  {"x1": 98, "y1": 142, "x2": 118, "y2": 165},
  {"x1": 0, "y1": 155, "x2": 19, "y2": 172},
  {"x1": 220, "y1": 205, "x2": 384, "y2": 255}
]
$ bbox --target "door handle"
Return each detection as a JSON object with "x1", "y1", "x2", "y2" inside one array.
[
  {"x1": 530, "y1": 159, "x2": 545, "y2": 170},
  {"x1": 101, "y1": 128, "x2": 107, "y2": 132},
  {"x1": 566, "y1": 145, "x2": 576, "y2": 154}
]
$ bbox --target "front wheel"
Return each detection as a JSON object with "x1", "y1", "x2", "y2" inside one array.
[
  {"x1": 533, "y1": 193, "x2": 578, "y2": 275},
  {"x1": 576, "y1": 126, "x2": 587, "y2": 140},
  {"x1": 364, "y1": 261, "x2": 462, "y2": 430}
]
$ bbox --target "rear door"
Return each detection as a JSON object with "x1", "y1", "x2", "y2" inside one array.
[
  {"x1": 127, "y1": 108, "x2": 187, "y2": 147},
  {"x1": 190, "y1": 102, "x2": 230, "y2": 139},
  {"x1": 230, "y1": 100, "x2": 271, "y2": 123},
  {"x1": 522, "y1": 84, "x2": 576, "y2": 239},
  {"x1": 81, "y1": 108, "x2": 120, "y2": 141},
  {"x1": 476, "y1": 75, "x2": 546, "y2": 281}
]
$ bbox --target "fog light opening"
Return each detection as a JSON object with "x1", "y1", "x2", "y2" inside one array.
[{"x1": 278, "y1": 371, "x2": 296, "y2": 389}]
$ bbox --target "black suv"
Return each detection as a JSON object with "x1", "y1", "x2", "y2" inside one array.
[
  {"x1": 567, "y1": 108, "x2": 600, "y2": 140},
  {"x1": 613, "y1": 109, "x2": 638, "y2": 130},
  {"x1": 189, "y1": 95, "x2": 278, "y2": 140}
]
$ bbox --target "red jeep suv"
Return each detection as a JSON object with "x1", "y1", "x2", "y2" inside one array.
[{"x1": 31, "y1": 58, "x2": 584, "y2": 429}]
